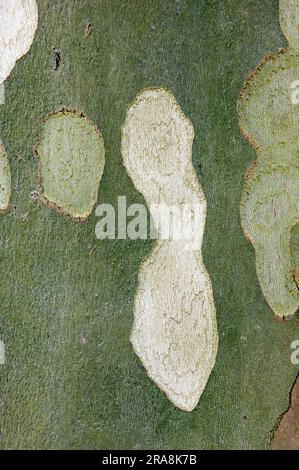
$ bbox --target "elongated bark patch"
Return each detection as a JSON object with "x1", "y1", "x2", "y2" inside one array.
[
  {"x1": 238, "y1": 0, "x2": 299, "y2": 318},
  {"x1": 122, "y1": 88, "x2": 218, "y2": 411},
  {"x1": 0, "y1": 340, "x2": 5, "y2": 365},
  {"x1": 0, "y1": 144, "x2": 11, "y2": 212}
]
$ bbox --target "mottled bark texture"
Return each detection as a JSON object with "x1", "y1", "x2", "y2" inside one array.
[{"x1": 0, "y1": 0, "x2": 298, "y2": 450}]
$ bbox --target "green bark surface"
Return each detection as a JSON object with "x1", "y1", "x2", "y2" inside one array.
[{"x1": 0, "y1": 0, "x2": 298, "y2": 450}]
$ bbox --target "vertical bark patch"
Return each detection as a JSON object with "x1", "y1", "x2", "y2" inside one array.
[
  {"x1": 122, "y1": 88, "x2": 218, "y2": 412},
  {"x1": 237, "y1": 0, "x2": 299, "y2": 318},
  {"x1": 0, "y1": 340, "x2": 5, "y2": 365},
  {"x1": 0, "y1": 144, "x2": 11, "y2": 212}
]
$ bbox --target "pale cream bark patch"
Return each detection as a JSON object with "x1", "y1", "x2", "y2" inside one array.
[
  {"x1": 0, "y1": 83, "x2": 4, "y2": 104},
  {"x1": 280, "y1": 0, "x2": 299, "y2": 49},
  {"x1": 0, "y1": 340, "x2": 5, "y2": 365},
  {"x1": 0, "y1": 144, "x2": 11, "y2": 211},
  {"x1": 0, "y1": 0, "x2": 38, "y2": 85},
  {"x1": 122, "y1": 88, "x2": 218, "y2": 412},
  {"x1": 238, "y1": 0, "x2": 299, "y2": 318}
]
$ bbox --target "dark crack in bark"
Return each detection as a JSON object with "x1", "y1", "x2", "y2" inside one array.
[{"x1": 271, "y1": 373, "x2": 299, "y2": 450}]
